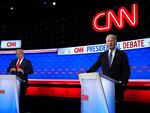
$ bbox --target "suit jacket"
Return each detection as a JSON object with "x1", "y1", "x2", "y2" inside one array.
[
  {"x1": 87, "y1": 49, "x2": 130, "y2": 86},
  {"x1": 7, "y1": 58, "x2": 34, "y2": 83}
]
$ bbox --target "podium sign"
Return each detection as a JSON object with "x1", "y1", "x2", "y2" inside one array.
[
  {"x1": 0, "y1": 75, "x2": 21, "y2": 113},
  {"x1": 79, "y1": 72, "x2": 116, "y2": 113}
]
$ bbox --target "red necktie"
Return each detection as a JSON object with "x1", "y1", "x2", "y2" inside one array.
[{"x1": 16, "y1": 59, "x2": 21, "y2": 69}]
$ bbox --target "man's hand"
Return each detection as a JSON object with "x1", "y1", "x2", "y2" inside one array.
[
  {"x1": 10, "y1": 68, "x2": 16, "y2": 72},
  {"x1": 17, "y1": 68, "x2": 24, "y2": 73}
]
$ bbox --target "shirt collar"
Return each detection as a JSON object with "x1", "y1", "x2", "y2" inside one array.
[
  {"x1": 17, "y1": 57, "x2": 24, "y2": 63},
  {"x1": 109, "y1": 48, "x2": 116, "y2": 54}
]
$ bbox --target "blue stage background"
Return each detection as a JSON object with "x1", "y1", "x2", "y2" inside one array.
[{"x1": 0, "y1": 47, "x2": 150, "y2": 80}]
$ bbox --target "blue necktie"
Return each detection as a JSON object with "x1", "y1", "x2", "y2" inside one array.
[{"x1": 109, "y1": 51, "x2": 112, "y2": 67}]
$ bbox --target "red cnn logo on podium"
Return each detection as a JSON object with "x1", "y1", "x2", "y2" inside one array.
[
  {"x1": 0, "y1": 89, "x2": 5, "y2": 94},
  {"x1": 92, "y1": 3, "x2": 138, "y2": 32},
  {"x1": 82, "y1": 95, "x2": 89, "y2": 101}
]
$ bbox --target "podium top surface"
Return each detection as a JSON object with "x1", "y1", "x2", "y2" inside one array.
[
  {"x1": 100, "y1": 74, "x2": 121, "y2": 84},
  {"x1": 79, "y1": 72, "x2": 121, "y2": 84},
  {"x1": 0, "y1": 75, "x2": 22, "y2": 81}
]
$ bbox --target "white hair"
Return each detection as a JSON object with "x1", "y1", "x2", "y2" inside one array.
[{"x1": 106, "y1": 34, "x2": 117, "y2": 43}]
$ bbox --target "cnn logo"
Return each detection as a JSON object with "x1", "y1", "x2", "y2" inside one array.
[
  {"x1": 92, "y1": 3, "x2": 138, "y2": 32},
  {"x1": 74, "y1": 47, "x2": 84, "y2": 53},
  {"x1": 7, "y1": 42, "x2": 16, "y2": 47}
]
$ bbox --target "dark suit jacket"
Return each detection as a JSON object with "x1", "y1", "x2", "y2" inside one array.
[
  {"x1": 87, "y1": 49, "x2": 130, "y2": 86},
  {"x1": 7, "y1": 58, "x2": 34, "y2": 83}
]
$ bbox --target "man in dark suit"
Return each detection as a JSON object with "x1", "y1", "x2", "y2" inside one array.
[
  {"x1": 87, "y1": 34, "x2": 130, "y2": 113},
  {"x1": 7, "y1": 49, "x2": 34, "y2": 113}
]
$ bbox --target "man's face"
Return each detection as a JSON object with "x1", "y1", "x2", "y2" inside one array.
[
  {"x1": 106, "y1": 36, "x2": 116, "y2": 50},
  {"x1": 16, "y1": 50, "x2": 24, "y2": 59}
]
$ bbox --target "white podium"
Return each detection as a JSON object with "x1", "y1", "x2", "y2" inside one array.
[
  {"x1": 79, "y1": 72, "x2": 119, "y2": 113},
  {"x1": 0, "y1": 75, "x2": 21, "y2": 113}
]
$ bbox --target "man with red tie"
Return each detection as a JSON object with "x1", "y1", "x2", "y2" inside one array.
[{"x1": 7, "y1": 49, "x2": 34, "y2": 113}]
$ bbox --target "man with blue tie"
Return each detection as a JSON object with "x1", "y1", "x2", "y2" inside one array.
[
  {"x1": 7, "y1": 49, "x2": 34, "y2": 113},
  {"x1": 87, "y1": 34, "x2": 130, "y2": 113}
]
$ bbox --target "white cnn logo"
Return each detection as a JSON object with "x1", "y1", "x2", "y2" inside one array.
[{"x1": 1, "y1": 40, "x2": 21, "y2": 49}]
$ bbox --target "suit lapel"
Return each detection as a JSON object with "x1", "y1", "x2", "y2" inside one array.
[{"x1": 105, "y1": 51, "x2": 110, "y2": 68}]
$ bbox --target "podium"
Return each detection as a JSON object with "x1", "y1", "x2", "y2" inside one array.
[
  {"x1": 79, "y1": 72, "x2": 120, "y2": 113},
  {"x1": 0, "y1": 75, "x2": 21, "y2": 113}
]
